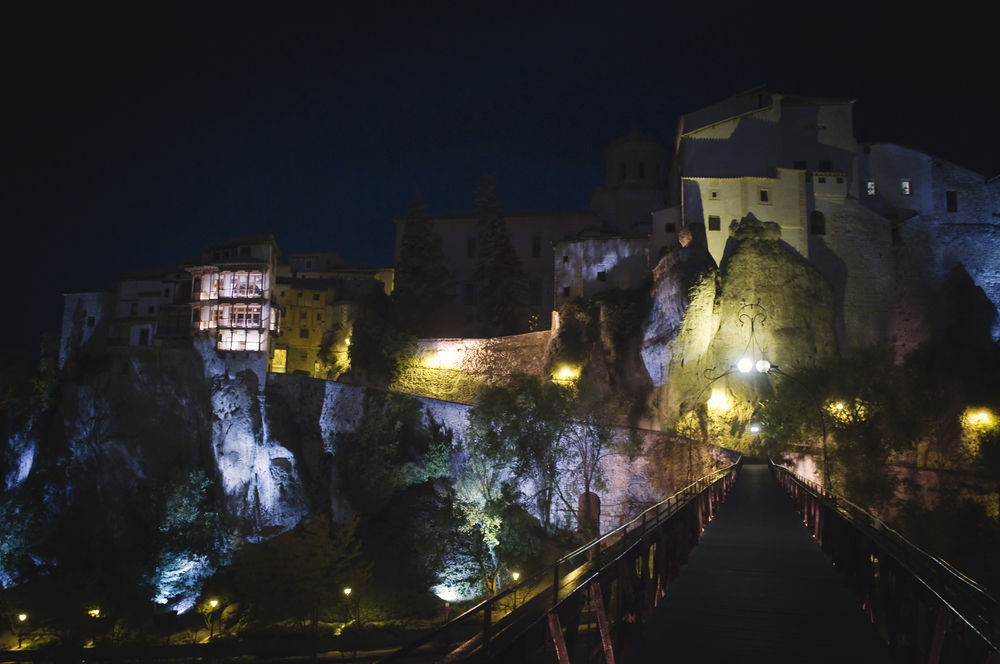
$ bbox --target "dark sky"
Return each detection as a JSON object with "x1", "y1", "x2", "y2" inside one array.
[{"x1": 3, "y1": 3, "x2": 996, "y2": 359}]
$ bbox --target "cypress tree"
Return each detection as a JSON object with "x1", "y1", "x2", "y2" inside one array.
[
  {"x1": 472, "y1": 175, "x2": 528, "y2": 336},
  {"x1": 392, "y1": 190, "x2": 456, "y2": 337}
]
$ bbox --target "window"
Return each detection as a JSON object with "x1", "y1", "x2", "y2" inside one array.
[
  {"x1": 280, "y1": 290, "x2": 285, "y2": 297},
  {"x1": 532, "y1": 234, "x2": 542, "y2": 257},
  {"x1": 193, "y1": 309, "x2": 201, "y2": 323},
  {"x1": 836, "y1": 177, "x2": 844, "y2": 183},
  {"x1": 665, "y1": 223, "x2": 676, "y2": 233},
  {"x1": 562, "y1": 286, "x2": 570, "y2": 297},
  {"x1": 818, "y1": 159, "x2": 832, "y2": 171},
  {"x1": 817, "y1": 177, "x2": 826, "y2": 183},
  {"x1": 810, "y1": 211, "x2": 826, "y2": 235},
  {"x1": 299, "y1": 328, "x2": 309, "y2": 339},
  {"x1": 946, "y1": 190, "x2": 957, "y2": 211},
  {"x1": 759, "y1": 189, "x2": 770, "y2": 203},
  {"x1": 793, "y1": 160, "x2": 807, "y2": 170},
  {"x1": 300, "y1": 312, "x2": 307, "y2": 319},
  {"x1": 297, "y1": 292, "x2": 303, "y2": 299},
  {"x1": 305, "y1": 260, "x2": 313, "y2": 269},
  {"x1": 597, "y1": 271, "x2": 607, "y2": 282},
  {"x1": 87, "y1": 316, "x2": 96, "y2": 327},
  {"x1": 312, "y1": 293, "x2": 320, "y2": 300},
  {"x1": 901, "y1": 179, "x2": 912, "y2": 195},
  {"x1": 562, "y1": 255, "x2": 568, "y2": 263},
  {"x1": 316, "y1": 312, "x2": 323, "y2": 322},
  {"x1": 708, "y1": 215, "x2": 721, "y2": 231},
  {"x1": 130, "y1": 303, "x2": 138, "y2": 316},
  {"x1": 866, "y1": 180, "x2": 877, "y2": 196},
  {"x1": 148, "y1": 306, "x2": 155, "y2": 315},
  {"x1": 467, "y1": 236, "x2": 476, "y2": 259},
  {"x1": 138, "y1": 329, "x2": 150, "y2": 346},
  {"x1": 710, "y1": 190, "x2": 719, "y2": 199}
]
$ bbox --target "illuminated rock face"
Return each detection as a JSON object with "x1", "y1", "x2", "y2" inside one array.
[
  {"x1": 194, "y1": 338, "x2": 307, "y2": 533},
  {"x1": 647, "y1": 217, "x2": 838, "y2": 432}
]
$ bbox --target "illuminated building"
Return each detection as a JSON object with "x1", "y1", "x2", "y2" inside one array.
[
  {"x1": 187, "y1": 235, "x2": 281, "y2": 353},
  {"x1": 667, "y1": 87, "x2": 1000, "y2": 351}
]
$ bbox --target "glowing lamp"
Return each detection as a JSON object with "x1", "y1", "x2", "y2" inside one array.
[
  {"x1": 737, "y1": 357, "x2": 754, "y2": 373},
  {"x1": 553, "y1": 365, "x2": 580, "y2": 382},
  {"x1": 512, "y1": 571, "x2": 520, "y2": 582},
  {"x1": 208, "y1": 599, "x2": 219, "y2": 609},
  {"x1": 755, "y1": 359, "x2": 771, "y2": 373},
  {"x1": 343, "y1": 587, "x2": 352, "y2": 597},
  {"x1": 17, "y1": 613, "x2": 27, "y2": 622},
  {"x1": 345, "y1": 337, "x2": 351, "y2": 346},
  {"x1": 835, "y1": 402, "x2": 844, "y2": 410},
  {"x1": 749, "y1": 423, "x2": 761, "y2": 434},
  {"x1": 974, "y1": 410, "x2": 992, "y2": 424},
  {"x1": 88, "y1": 608, "x2": 101, "y2": 618}
]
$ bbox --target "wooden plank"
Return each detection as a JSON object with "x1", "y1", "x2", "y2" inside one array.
[
  {"x1": 548, "y1": 612, "x2": 571, "y2": 664},
  {"x1": 589, "y1": 582, "x2": 616, "y2": 664}
]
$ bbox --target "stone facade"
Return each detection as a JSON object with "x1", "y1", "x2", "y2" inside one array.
[{"x1": 552, "y1": 235, "x2": 650, "y2": 307}]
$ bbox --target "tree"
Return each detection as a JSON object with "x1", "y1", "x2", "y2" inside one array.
[
  {"x1": 226, "y1": 517, "x2": 369, "y2": 644},
  {"x1": 334, "y1": 390, "x2": 452, "y2": 517},
  {"x1": 392, "y1": 190, "x2": 456, "y2": 337},
  {"x1": 345, "y1": 304, "x2": 416, "y2": 388},
  {"x1": 464, "y1": 374, "x2": 570, "y2": 529},
  {"x1": 553, "y1": 395, "x2": 617, "y2": 538},
  {"x1": 472, "y1": 175, "x2": 528, "y2": 336}
]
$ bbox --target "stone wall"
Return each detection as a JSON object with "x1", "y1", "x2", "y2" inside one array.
[{"x1": 391, "y1": 331, "x2": 552, "y2": 403}]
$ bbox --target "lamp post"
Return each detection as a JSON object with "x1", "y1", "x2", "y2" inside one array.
[
  {"x1": 14, "y1": 613, "x2": 27, "y2": 649},
  {"x1": 207, "y1": 598, "x2": 220, "y2": 639},
  {"x1": 511, "y1": 571, "x2": 520, "y2": 609}
]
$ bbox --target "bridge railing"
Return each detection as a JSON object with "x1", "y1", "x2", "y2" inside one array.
[
  {"x1": 380, "y1": 457, "x2": 742, "y2": 663},
  {"x1": 770, "y1": 459, "x2": 1000, "y2": 664}
]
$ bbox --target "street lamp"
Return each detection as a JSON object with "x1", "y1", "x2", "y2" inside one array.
[
  {"x1": 14, "y1": 613, "x2": 27, "y2": 648},
  {"x1": 511, "y1": 571, "x2": 520, "y2": 609}
]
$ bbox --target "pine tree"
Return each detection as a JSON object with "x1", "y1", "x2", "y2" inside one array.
[
  {"x1": 472, "y1": 175, "x2": 528, "y2": 336},
  {"x1": 392, "y1": 190, "x2": 455, "y2": 337}
]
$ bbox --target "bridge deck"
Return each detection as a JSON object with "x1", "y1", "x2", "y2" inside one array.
[{"x1": 624, "y1": 463, "x2": 890, "y2": 663}]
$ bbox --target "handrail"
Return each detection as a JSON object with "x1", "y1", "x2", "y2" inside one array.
[
  {"x1": 769, "y1": 458, "x2": 1000, "y2": 655},
  {"x1": 380, "y1": 456, "x2": 742, "y2": 662}
]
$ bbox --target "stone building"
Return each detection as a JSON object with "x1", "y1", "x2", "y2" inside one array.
[
  {"x1": 669, "y1": 87, "x2": 1000, "y2": 353},
  {"x1": 393, "y1": 131, "x2": 668, "y2": 336}
]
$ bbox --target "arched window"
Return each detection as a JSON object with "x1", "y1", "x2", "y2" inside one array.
[{"x1": 810, "y1": 211, "x2": 826, "y2": 235}]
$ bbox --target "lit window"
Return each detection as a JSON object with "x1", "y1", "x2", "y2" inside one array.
[
  {"x1": 946, "y1": 190, "x2": 957, "y2": 211},
  {"x1": 759, "y1": 189, "x2": 770, "y2": 203},
  {"x1": 866, "y1": 180, "x2": 876, "y2": 196},
  {"x1": 708, "y1": 215, "x2": 721, "y2": 231},
  {"x1": 901, "y1": 179, "x2": 912, "y2": 195}
]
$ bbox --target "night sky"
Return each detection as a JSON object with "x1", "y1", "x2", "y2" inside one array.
[{"x1": 4, "y1": 3, "x2": 996, "y2": 359}]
